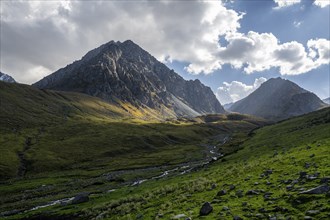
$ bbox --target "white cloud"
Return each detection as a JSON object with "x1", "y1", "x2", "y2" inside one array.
[
  {"x1": 314, "y1": 0, "x2": 330, "y2": 8},
  {"x1": 0, "y1": 0, "x2": 243, "y2": 84},
  {"x1": 273, "y1": 0, "x2": 301, "y2": 9},
  {"x1": 0, "y1": 1, "x2": 329, "y2": 83},
  {"x1": 307, "y1": 38, "x2": 330, "y2": 65},
  {"x1": 293, "y1": 21, "x2": 302, "y2": 28},
  {"x1": 216, "y1": 77, "x2": 267, "y2": 104},
  {"x1": 188, "y1": 31, "x2": 330, "y2": 76}
]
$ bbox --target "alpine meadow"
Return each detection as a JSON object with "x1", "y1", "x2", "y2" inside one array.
[{"x1": 0, "y1": 1, "x2": 329, "y2": 219}]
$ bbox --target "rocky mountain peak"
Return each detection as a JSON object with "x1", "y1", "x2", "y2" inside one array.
[
  {"x1": 229, "y1": 77, "x2": 326, "y2": 120},
  {"x1": 0, "y1": 72, "x2": 16, "y2": 83},
  {"x1": 33, "y1": 40, "x2": 225, "y2": 117}
]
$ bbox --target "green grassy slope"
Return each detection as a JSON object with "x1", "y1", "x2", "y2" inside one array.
[
  {"x1": 7, "y1": 107, "x2": 328, "y2": 220},
  {"x1": 0, "y1": 82, "x2": 269, "y2": 218}
]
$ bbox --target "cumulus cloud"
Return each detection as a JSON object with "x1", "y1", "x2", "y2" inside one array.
[
  {"x1": 273, "y1": 0, "x2": 301, "y2": 9},
  {"x1": 188, "y1": 31, "x2": 330, "y2": 76},
  {"x1": 0, "y1": 1, "x2": 329, "y2": 83},
  {"x1": 273, "y1": 0, "x2": 330, "y2": 9},
  {"x1": 314, "y1": 0, "x2": 330, "y2": 8},
  {"x1": 216, "y1": 77, "x2": 267, "y2": 104},
  {"x1": 0, "y1": 0, "x2": 243, "y2": 83}
]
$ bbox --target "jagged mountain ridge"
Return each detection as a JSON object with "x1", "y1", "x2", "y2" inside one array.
[
  {"x1": 33, "y1": 40, "x2": 224, "y2": 117},
  {"x1": 0, "y1": 72, "x2": 16, "y2": 83},
  {"x1": 229, "y1": 77, "x2": 326, "y2": 120}
]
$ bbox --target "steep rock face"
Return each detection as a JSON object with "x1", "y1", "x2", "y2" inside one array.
[
  {"x1": 33, "y1": 40, "x2": 224, "y2": 117},
  {"x1": 0, "y1": 72, "x2": 16, "y2": 83},
  {"x1": 229, "y1": 77, "x2": 326, "y2": 120}
]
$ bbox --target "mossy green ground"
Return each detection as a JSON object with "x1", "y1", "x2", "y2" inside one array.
[{"x1": 0, "y1": 82, "x2": 329, "y2": 219}]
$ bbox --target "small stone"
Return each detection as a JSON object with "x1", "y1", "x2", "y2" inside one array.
[
  {"x1": 136, "y1": 213, "x2": 143, "y2": 219},
  {"x1": 256, "y1": 213, "x2": 264, "y2": 218},
  {"x1": 242, "y1": 202, "x2": 247, "y2": 206},
  {"x1": 222, "y1": 206, "x2": 230, "y2": 211},
  {"x1": 283, "y1": 179, "x2": 292, "y2": 184},
  {"x1": 320, "y1": 177, "x2": 330, "y2": 184},
  {"x1": 306, "y1": 210, "x2": 320, "y2": 215},
  {"x1": 0, "y1": 209, "x2": 20, "y2": 217},
  {"x1": 211, "y1": 183, "x2": 217, "y2": 190},
  {"x1": 264, "y1": 169, "x2": 273, "y2": 176},
  {"x1": 286, "y1": 185, "x2": 294, "y2": 191},
  {"x1": 229, "y1": 184, "x2": 235, "y2": 190},
  {"x1": 304, "y1": 162, "x2": 311, "y2": 169},
  {"x1": 263, "y1": 192, "x2": 273, "y2": 200},
  {"x1": 306, "y1": 175, "x2": 317, "y2": 180},
  {"x1": 254, "y1": 182, "x2": 259, "y2": 185},
  {"x1": 217, "y1": 190, "x2": 227, "y2": 196},
  {"x1": 236, "y1": 190, "x2": 244, "y2": 198},
  {"x1": 233, "y1": 216, "x2": 243, "y2": 220},
  {"x1": 246, "y1": 190, "x2": 259, "y2": 195},
  {"x1": 300, "y1": 171, "x2": 308, "y2": 178},
  {"x1": 172, "y1": 214, "x2": 186, "y2": 219},
  {"x1": 200, "y1": 202, "x2": 213, "y2": 216},
  {"x1": 306, "y1": 145, "x2": 311, "y2": 150},
  {"x1": 309, "y1": 154, "x2": 315, "y2": 158},
  {"x1": 292, "y1": 179, "x2": 299, "y2": 184},
  {"x1": 304, "y1": 216, "x2": 313, "y2": 220}
]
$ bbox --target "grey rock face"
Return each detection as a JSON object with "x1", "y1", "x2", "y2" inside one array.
[
  {"x1": 300, "y1": 185, "x2": 329, "y2": 194},
  {"x1": 229, "y1": 77, "x2": 326, "y2": 120},
  {"x1": 33, "y1": 40, "x2": 225, "y2": 117},
  {"x1": 0, "y1": 72, "x2": 16, "y2": 83}
]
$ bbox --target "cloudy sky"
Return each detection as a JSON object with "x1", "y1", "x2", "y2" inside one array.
[{"x1": 1, "y1": 0, "x2": 329, "y2": 104}]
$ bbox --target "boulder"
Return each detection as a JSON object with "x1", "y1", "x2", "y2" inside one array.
[
  {"x1": 71, "y1": 192, "x2": 89, "y2": 204},
  {"x1": 200, "y1": 202, "x2": 213, "y2": 216}
]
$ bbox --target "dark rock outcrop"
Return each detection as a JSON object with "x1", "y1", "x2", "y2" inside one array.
[
  {"x1": 33, "y1": 40, "x2": 224, "y2": 117},
  {"x1": 300, "y1": 185, "x2": 329, "y2": 194},
  {"x1": 71, "y1": 193, "x2": 89, "y2": 204},
  {"x1": 199, "y1": 202, "x2": 213, "y2": 216}
]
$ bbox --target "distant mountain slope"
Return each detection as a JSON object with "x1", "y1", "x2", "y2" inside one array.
[
  {"x1": 229, "y1": 77, "x2": 326, "y2": 120},
  {"x1": 33, "y1": 40, "x2": 225, "y2": 117},
  {"x1": 223, "y1": 102, "x2": 233, "y2": 110},
  {"x1": 0, "y1": 72, "x2": 16, "y2": 83},
  {"x1": 323, "y1": 97, "x2": 330, "y2": 105}
]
